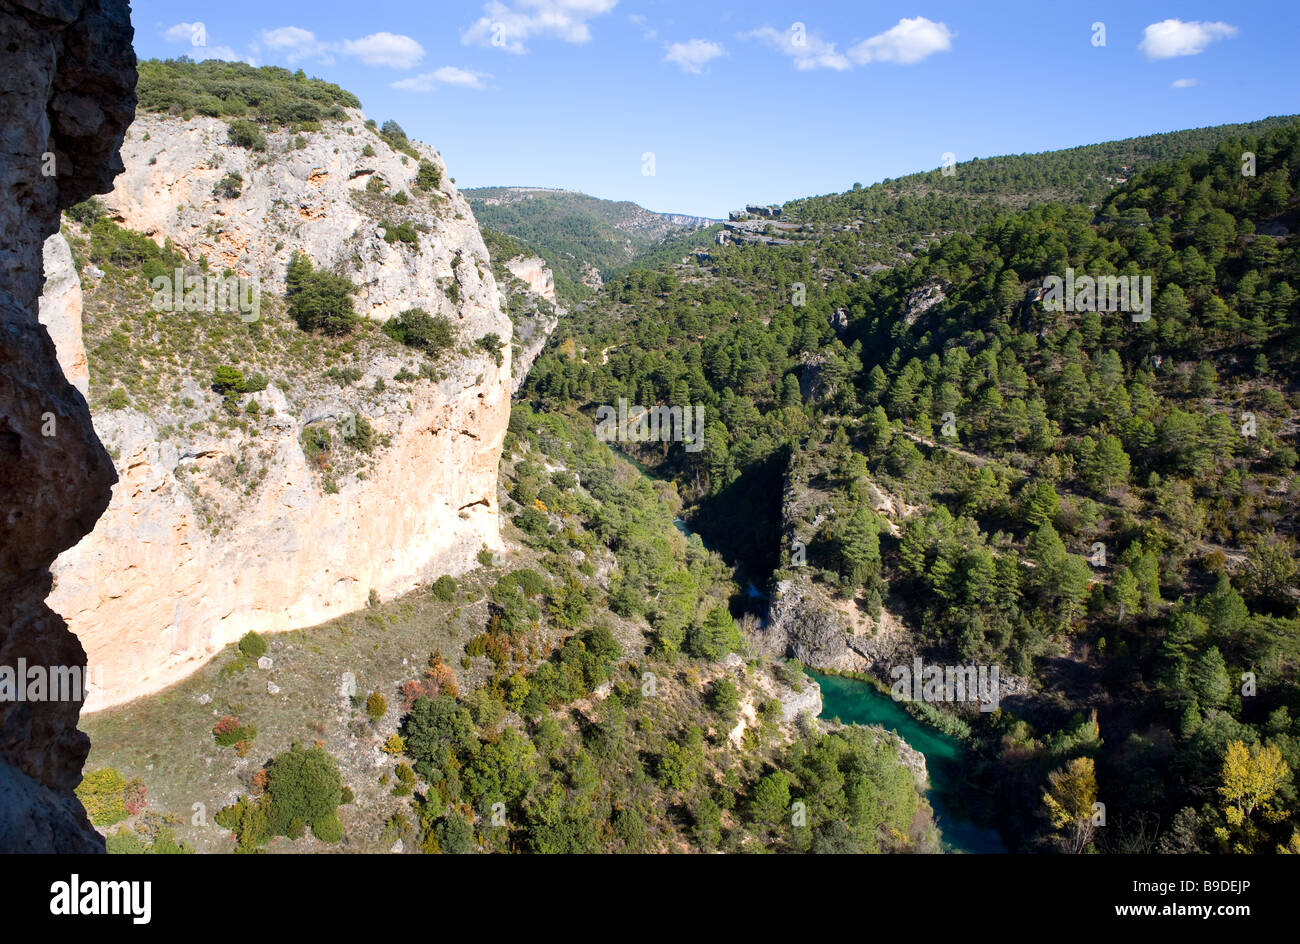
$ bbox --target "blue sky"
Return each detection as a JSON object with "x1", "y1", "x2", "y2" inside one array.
[{"x1": 129, "y1": 1, "x2": 1300, "y2": 218}]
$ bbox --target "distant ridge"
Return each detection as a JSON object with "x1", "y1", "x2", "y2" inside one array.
[{"x1": 464, "y1": 186, "x2": 717, "y2": 291}]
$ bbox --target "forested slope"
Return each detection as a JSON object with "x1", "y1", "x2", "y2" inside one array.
[{"x1": 524, "y1": 118, "x2": 1300, "y2": 853}]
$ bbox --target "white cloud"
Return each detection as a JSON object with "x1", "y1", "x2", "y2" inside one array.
[
  {"x1": 628, "y1": 12, "x2": 656, "y2": 40},
  {"x1": 743, "y1": 25, "x2": 850, "y2": 71},
  {"x1": 254, "y1": 26, "x2": 425, "y2": 68},
  {"x1": 256, "y1": 26, "x2": 331, "y2": 64},
  {"x1": 664, "y1": 39, "x2": 726, "y2": 74},
  {"x1": 393, "y1": 66, "x2": 493, "y2": 91},
  {"x1": 340, "y1": 32, "x2": 425, "y2": 69},
  {"x1": 1139, "y1": 19, "x2": 1236, "y2": 59},
  {"x1": 163, "y1": 21, "x2": 254, "y2": 64},
  {"x1": 163, "y1": 21, "x2": 205, "y2": 44},
  {"x1": 848, "y1": 16, "x2": 954, "y2": 65},
  {"x1": 1171, "y1": 77, "x2": 1198, "y2": 88},
  {"x1": 462, "y1": 0, "x2": 619, "y2": 54}
]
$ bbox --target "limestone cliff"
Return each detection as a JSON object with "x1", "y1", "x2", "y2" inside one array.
[
  {"x1": 44, "y1": 109, "x2": 512, "y2": 711},
  {"x1": 0, "y1": 0, "x2": 135, "y2": 853},
  {"x1": 497, "y1": 254, "x2": 563, "y2": 393}
]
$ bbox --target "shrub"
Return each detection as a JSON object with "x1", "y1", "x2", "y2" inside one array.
[
  {"x1": 311, "y1": 812, "x2": 343, "y2": 843},
  {"x1": 214, "y1": 171, "x2": 243, "y2": 198},
  {"x1": 431, "y1": 575, "x2": 457, "y2": 601},
  {"x1": 415, "y1": 159, "x2": 441, "y2": 191},
  {"x1": 381, "y1": 220, "x2": 418, "y2": 246},
  {"x1": 106, "y1": 388, "x2": 129, "y2": 410},
  {"x1": 392, "y1": 762, "x2": 416, "y2": 796},
  {"x1": 366, "y1": 691, "x2": 387, "y2": 721},
  {"x1": 393, "y1": 190, "x2": 409, "y2": 206},
  {"x1": 122, "y1": 777, "x2": 148, "y2": 815},
  {"x1": 343, "y1": 414, "x2": 375, "y2": 453},
  {"x1": 227, "y1": 119, "x2": 267, "y2": 151},
  {"x1": 87, "y1": 217, "x2": 184, "y2": 278},
  {"x1": 213, "y1": 716, "x2": 258, "y2": 748},
  {"x1": 325, "y1": 366, "x2": 363, "y2": 386},
  {"x1": 66, "y1": 197, "x2": 106, "y2": 225},
  {"x1": 381, "y1": 307, "x2": 455, "y2": 356},
  {"x1": 507, "y1": 568, "x2": 547, "y2": 598},
  {"x1": 476, "y1": 333, "x2": 504, "y2": 367},
  {"x1": 708, "y1": 678, "x2": 741, "y2": 718},
  {"x1": 381, "y1": 733, "x2": 407, "y2": 755},
  {"x1": 212, "y1": 365, "x2": 246, "y2": 395},
  {"x1": 75, "y1": 768, "x2": 129, "y2": 827},
  {"x1": 361, "y1": 144, "x2": 375, "y2": 157},
  {"x1": 265, "y1": 743, "x2": 345, "y2": 840},
  {"x1": 285, "y1": 252, "x2": 358, "y2": 335},
  {"x1": 514, "y1": 507, "x2": 548, "y2": 537},
  {"x1": 238, "y1": 630, "x2": 267, "y2": 660},
  {"x1": 215, "y1": 795, "x2": 269, "y2": 849}
]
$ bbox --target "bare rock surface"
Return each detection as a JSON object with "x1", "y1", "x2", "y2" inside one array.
[
  {"x1": 0, "y1": 0, "x2": 136, "y2": 853},
  {"x1": 44, "y1": 110, "x2": 514, "y2": 711}
]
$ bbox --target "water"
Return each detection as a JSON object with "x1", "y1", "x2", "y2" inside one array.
[{"x1": 810, "y1": 670, "x2": 1005, "y2": 854}]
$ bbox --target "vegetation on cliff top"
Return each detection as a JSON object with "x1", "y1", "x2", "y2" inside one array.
[{"x1": 136, "y1": 58, "x2": 360, "y2": 125}]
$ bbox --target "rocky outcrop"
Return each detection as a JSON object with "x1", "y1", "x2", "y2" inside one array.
[
  {"x1": 499, "y1": 254, "x2": 563, "y2": 393},
  {"x1": 0, "y1": 0, "x2": 136, "y2": 853},
  {"x1": 38, "y1": 234, "x2": 88, "y2": 397},
  {"x1": 903, "y1": 282, "x2": 946, "y2": 325},
  {"x1": 505, "y1": 256, "x2": 556, "y2": 305},
  {"x1": 44, "y1": 109, "x2": 512, "y2": 711},
  {"x1": 778, "y1": 671, "x2": 823, "y2": 722}
]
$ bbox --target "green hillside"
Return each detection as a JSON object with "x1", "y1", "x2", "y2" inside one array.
[
  {"x1": 524, "y1": 117, "x2": 1300, "y2": 854},
  {"x1": 464, "y1": 187, "x2": 716, "y2": 288},
  {"x1": 784, "y1": 115, "x2": 1299, "y2": 267}
]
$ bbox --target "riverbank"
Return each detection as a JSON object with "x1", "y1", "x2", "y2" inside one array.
[{"x1": 810, "y1": 669, "x2": 1005, "y2": 854}]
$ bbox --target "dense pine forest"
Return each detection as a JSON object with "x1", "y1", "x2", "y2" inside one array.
[{"x1": 523, "y1": 119, "x2": 1300, "y2": 853}]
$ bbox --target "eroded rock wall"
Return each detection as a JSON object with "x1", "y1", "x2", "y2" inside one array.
[
  {"x1": 44, "y1": 111, "x2": 513, "y2": 711},
  {"x1": 0, "y1": 0, "x2": 136, "y2": 853}
]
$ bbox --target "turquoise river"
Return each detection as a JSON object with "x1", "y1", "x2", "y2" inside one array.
[{"x1": 809, "y1": 670, "x2": 1006, "y2": 853}]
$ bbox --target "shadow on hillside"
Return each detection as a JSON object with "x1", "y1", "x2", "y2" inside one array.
[{"x1": 688, "y1": 448, "x2": 788, "y2": 589}]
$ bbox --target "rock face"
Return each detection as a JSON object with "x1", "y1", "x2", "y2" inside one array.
[
  {"x1": 778, "y1": 672, "x2": 823, "y2": 722},
  {"x1": 38, "y1": 234, "x2": 89, "y2": 397},
  {"x1": 0, "y1": 0, "x2": 136, "y2": 853},
  {"x1": 499, "y1": 254, "x2": 563, "y2": 393},
  {"x1": 757, "y1": 578, "x2": 873, "y2": 671},
  {"x1": 44, "y1": 110, "x2": 513, "y2": 711},
  {"x1": 505, "y1": 256, "x2": 556, "y2": 305}
]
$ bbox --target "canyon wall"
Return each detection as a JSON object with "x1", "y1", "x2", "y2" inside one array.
[
  {"x1": 0, "y1": 0, "x2": 135, "y2": 852},
  {"x1": 500, "y1": 254, "x2": 563, "y2": 393},
  {"x1": 44, "y1": 109, "x2": 512, "y2": 711}
]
